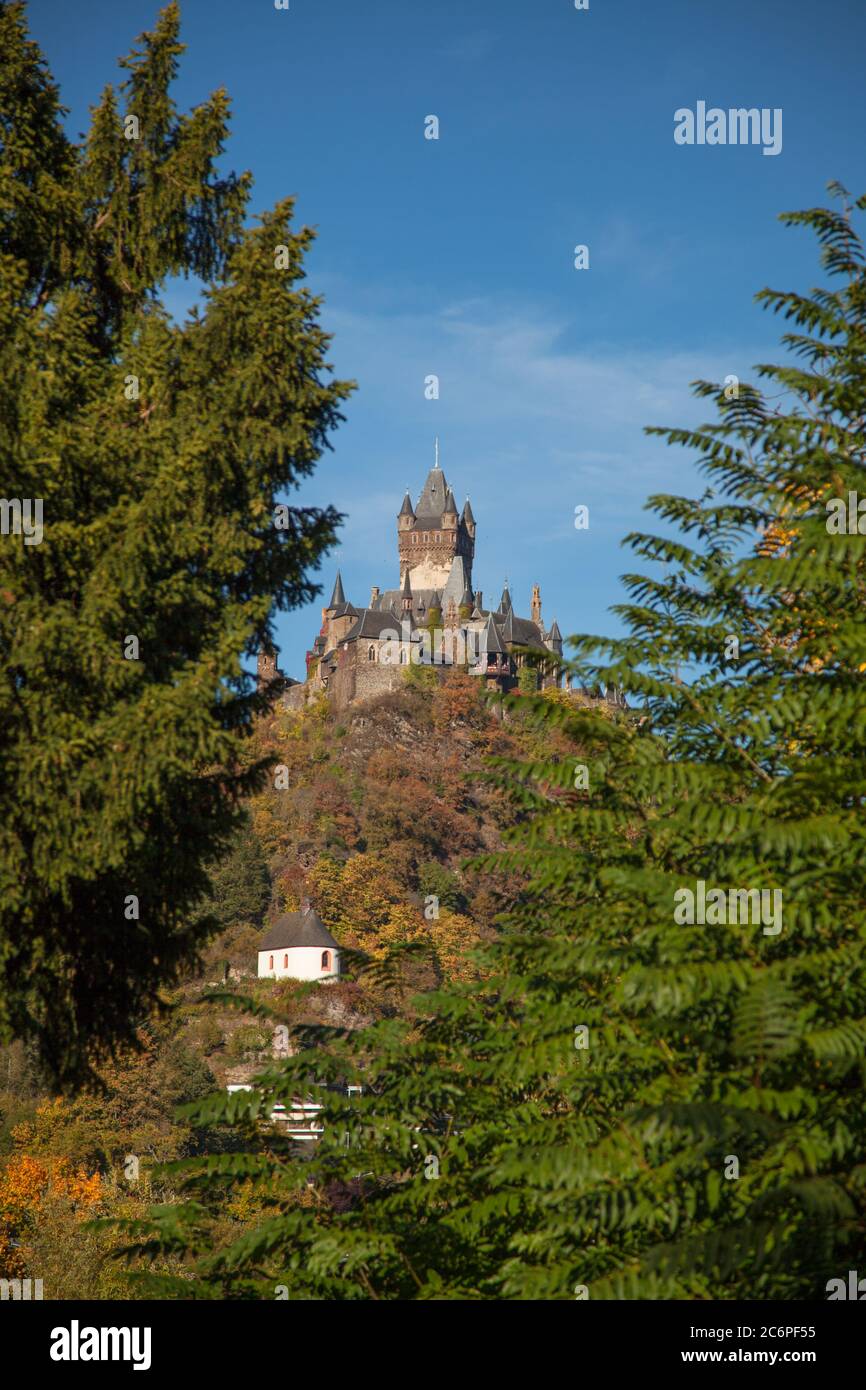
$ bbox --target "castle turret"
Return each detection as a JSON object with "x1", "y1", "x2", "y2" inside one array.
[
  {"x1": 325, "y1": 571, "x2": 358, "y2": 648},
  {"x1": 397, "y1": 490, "x2": 415, "y2": 533},
  {"x1": 328, "y1": 572, "x2": 347, "y2": 611},
  {"x1": 462, "y1": 497, "x2": 476, "y2": 540},
  {"x1": 531, "y1": 584, "x2": 541, "y2": 625},
  {"x1": 401, "y1": 568, "x2": 413, "y2": 614}
]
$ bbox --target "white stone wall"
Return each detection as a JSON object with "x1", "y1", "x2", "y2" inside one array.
[{"x1": 258, "y1": 945, "x2": 340, "y2": 982}]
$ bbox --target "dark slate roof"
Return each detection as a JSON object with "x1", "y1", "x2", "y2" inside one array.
[
  {"x1": 440, "y1": 555, "x2": 470, "y2": 612},
  {"x1": 416, "y1": 464, "x2": 449, "y2": 516},
  {"x1": 548, "y1": 619, "x2": 562, "y2": 641},
  {"x1": 330, "y1": 603, "x2": 359, "y2": 620},
  {"x1": 509, "y1": 615, "x2": 545, "y2": 647},
  {"x1": 344, "y1": 608, "x2": 406, "y2": 641},
  {"x1": 260, "y1": 906, "x2": 339, "y2": 952},
  {"x1": 443, "y1": 487, "x2": 458, "y2": 515},
  {"x1": 399, "y1": 491, "x2": 415, "y2": 517},
  {"x1": 401, "y1": 569, "x2": 412, "y2": 596},
  {"x1": 481, "y1": 614, "x2": 506, "y2": 654},
  {"x1": 328, "y1": 572, "x2": 347, "y2": 608},
  {"x1": 460, "y1": 586, "x2": 474, "y2": 609},
  {"x1": 462, "y1": 497, "x2": 475, "y2": 524},
  {"x1": 373, "y1": 587, "x2": 441, "y2": 614},
  {"x1": 498, "y1": 584, "x2": 512, "y2": 614}
]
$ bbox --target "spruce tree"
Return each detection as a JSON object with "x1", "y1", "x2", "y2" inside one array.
[
  {"x1": 0, "y1": 2, "x2": 352, "y2": 1087},
  {"x1": 126, "y1": 188, "x2": 866, "y2": 1300}
]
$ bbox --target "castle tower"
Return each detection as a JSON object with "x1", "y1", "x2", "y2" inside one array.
[
  {"x1": 324, "y1": 571, "x2": 358, "y2": 648},
  {"x1": 257, "y1": 644, "x2": 279, "y2": 690},
  {"x1": 398, "y1": 442, "x2": 474, "y2": 591}
]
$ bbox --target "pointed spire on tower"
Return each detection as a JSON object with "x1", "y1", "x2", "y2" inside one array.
[
  {"x1": 399, "y1": 490, "x2": 415, "y2": 517},
  {"x1": 462, "y1": 496, "x2": 475, "y2": 526},
  {"x1": 328, "y1": 572, "x2": 346, "y2": 609},
  {"x1": 481, "y1": 613, "x2": 506, "y2": 654},
  {"x1": 498, "y1": 579, "x2": 512, "y2": 614},
  {"x1": 434, "y1": 435, "x2": 441, "y2": 469},
  {"x1": 443, "y1": 487, "x2": 458, "y2": 516}
]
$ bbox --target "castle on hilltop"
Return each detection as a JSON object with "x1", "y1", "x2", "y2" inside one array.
[{"x1": 261, "y1": 446, "x2": 568, "y2": 713}]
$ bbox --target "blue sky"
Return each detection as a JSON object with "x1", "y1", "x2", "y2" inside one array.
[{"x1": 26, "y1": 0, "x2": 866, "y2": 676}]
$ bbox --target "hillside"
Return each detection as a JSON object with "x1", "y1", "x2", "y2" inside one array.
[{"x1": 0, "y1": 669, "x2": 581, "y2": 1295}]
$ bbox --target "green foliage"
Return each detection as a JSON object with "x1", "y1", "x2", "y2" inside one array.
[
  {"x1": 417, "y1": 860, "x2": 464, "y2": 913},
  {"x1": 517, "y1": 665, "x2": 538, "y2": 695},
  {"x1": 116, "y1": 185, "x2": 866, "y2": 1300},
  {"x1": 204, "y1": 824, "x2": 271, "y2": 931},
  {"x1": 0, "y1": 2, "x2": 353, "y2": 1087}
]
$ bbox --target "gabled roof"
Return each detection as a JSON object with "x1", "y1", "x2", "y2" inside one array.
[
  {"x1": 440, "y1": 554, "x2": 470, "y2": 613},
  {"x1": 260, "y1": 905, "x2": 339, "y2": 952},
  {"x1": 344, "y1": 608, "x2": 406, "y2": 641}
]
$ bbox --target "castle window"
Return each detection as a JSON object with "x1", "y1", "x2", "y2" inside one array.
[
  {"x1": 321, "y1": 951, "x2": 331, "y2": 971},
  {"x1": 368, "y1": 645, "x2": 376, "y2": 662},
  {"x1": 269, "y1": 955, "x2": 274, "y2": 971}
]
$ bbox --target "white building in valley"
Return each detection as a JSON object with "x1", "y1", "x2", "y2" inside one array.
[{"x1": 257, "y1": 901, "x2": 341, "y2": 982}]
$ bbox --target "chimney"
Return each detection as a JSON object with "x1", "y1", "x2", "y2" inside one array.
[
  {"x1": 474, "y1": 590, "x2": 483, "y2": 611},
  {"x1": 370, "y1": 585, "x2": 380, "y2": 606}
]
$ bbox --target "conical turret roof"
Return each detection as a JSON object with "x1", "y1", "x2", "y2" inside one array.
[
  {"x1": 328, "y1": 572, "x2": 346, "y2": 608},
  {"x1": 481, "y1": 613, "x2": 506, "y2": 654}
]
